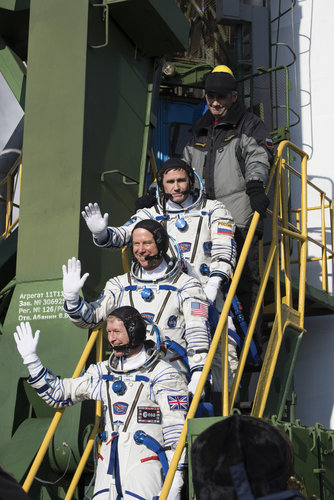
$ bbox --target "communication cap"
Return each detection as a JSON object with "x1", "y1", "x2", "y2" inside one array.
[
  {"x1": 156, "y1": 158, "x2": 195, "y2": 192},
  {"x1": 110, "y1": 306, "x2": 146, "y2": 349},
  {"x1": 132, "y1": 219, "x2": 169, "y2": 258}
]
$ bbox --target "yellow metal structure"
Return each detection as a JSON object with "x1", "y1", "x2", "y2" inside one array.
[
  {"x1": 158, "y1": 140, "x2": 334, "y2": 499},
  {"x1": 23, "y1": 325, "x2": 103, "y2": 495},
  {"x1": 0, "y1": 154, "x2": 21, "y2": 240},
  {"x1": 19, "y1": 140, "x2": 334, "y2": 499}
]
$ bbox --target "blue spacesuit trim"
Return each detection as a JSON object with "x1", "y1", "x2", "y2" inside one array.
[
  {"x1": 156, "y1": 215, "x2": 170, "y2": 221},
  {"x1": 35, "y1": 384, "x2": 51, "y2": 394},
  {"x1": 209, "y1": 270, "x2": 229, "y2": 280},
  {"x1": 230, "y1": 295, "x2": 260, "y2": 364},
  {"x1": 102, "y1": 375, "x2": 114, "y2": 381},
  {"x1": 134, "y1": 432, "x2": 169, "y2": 479},
  {"x1": 124, "y1": 491, "x2": 146, "y2": 500},
  {"x1": 164, "y1": 338, "x2": 190, "y2": 375},
  {"x1": 63, "y1": 296, "x2": 83, "y2": 314},
  {"x1": 107, "y1": 433, "x2": 122, "y2": 499},
  {"x1": 135, "y1": 375, "x2": 150, "y2": 382},
  {"x1": 92, "y1": 488, "x2": 110, "y2": 498},
  {"x1": 28, "y1": 367, "x2": 47, "y2": 384}
]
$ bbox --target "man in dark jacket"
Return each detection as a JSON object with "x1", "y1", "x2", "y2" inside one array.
[{"x1": 183, "y1": 65, "x2": 274, "y2": 350}]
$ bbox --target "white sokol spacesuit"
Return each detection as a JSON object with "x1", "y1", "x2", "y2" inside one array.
[
  {"x1": 81, "y1": 161, "x2": 239, "y2": 390},
  {"x1": 14, "y1": 310, "x2": 188, "y2": 500},
  {"x1": 63, "y1": 220, "x2": 211, "y2": 387},
  {"x1": 89, "y1": 177, "x2": 237, "y2": 291}
]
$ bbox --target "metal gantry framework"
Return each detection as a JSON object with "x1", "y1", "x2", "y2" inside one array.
[
  {"x1": 3, "y1": 140, "x2": 334, "y2": 498},
  {"x1": 0, "y1": 153, "x2": 21, "y2": 241},
  {"x1": 22, "y1": 325, "x2": 103, "y2": 497}
]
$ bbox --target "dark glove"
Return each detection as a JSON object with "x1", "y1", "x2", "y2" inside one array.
[
  {"x1": 246, "y1": 180, "x2": 269, "y2": 216},
  {"x1": 135, "y1": 194, "x2": 157, "y2": 211}
]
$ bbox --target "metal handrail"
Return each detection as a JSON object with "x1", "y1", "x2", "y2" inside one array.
[
  {"x1": 0, "y1": 154, "x2": 22, "y2": 240},
  {"x1": 23, "y1": 325, "x2": 103, "y2": 493},
  {"x1": 21, "y1": 140, "x2": 334, "y2": 499},
  {"x1": 159, "y1": 140, "x2": 321, "y2": 499}
]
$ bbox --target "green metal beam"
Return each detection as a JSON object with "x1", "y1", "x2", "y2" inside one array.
[
  {"x1": 0, "y1": 36, "x2": 26, "y2": 108},
  {"x1": 109, "y1": 0, "x2": 189, "y2": 56},
  {"x1": 0, "y1": 0, "x2": 29, "y2": 10}
]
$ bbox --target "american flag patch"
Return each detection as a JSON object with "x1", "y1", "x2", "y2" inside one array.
[
  {"x1": 167, "y1": 395, "x2": 188, "y2": 410},
  {"x1": 191, "y1": 302, "x2": 208, "y2": 317}
]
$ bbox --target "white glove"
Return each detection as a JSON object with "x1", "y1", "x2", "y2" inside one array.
[
  {"x1": 14, "y1": 321, "x2": 39, "y2": 364},
  {"x1": 203, "y1": 275, "x2": 222, "y2": 304},
  {"x1": 62, "y1": 257, "x2": 89, "y2": 304},
  {"x1": 187, "y1": 370, "x2": 204, "y2": 397},
  {"x1": 81, "y1": 202, "x2": 109, "y2": 242},
  {"x1": 167, "y1": 470, "x2": 184, "y2": 500},
  {"x1": 14, "y1": 322, "x2": 44, "y2": 377}
]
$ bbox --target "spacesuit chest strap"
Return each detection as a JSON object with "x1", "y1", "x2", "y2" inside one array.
[
  {"x1": 122, "y1": 382, "x2": 144, "y2": 432},
  {"x1": 126, "y1": 273, "x2": 135, "y2": 307},
  {"x1": 105, "y1": 380, "x2": 114, "y2": 430},
  {"x1": 190, "y1": 198, "x2": 207, "y2": 264},
  {"x1": 154, "y1": 272, "x2": 182, "y2": 325}
]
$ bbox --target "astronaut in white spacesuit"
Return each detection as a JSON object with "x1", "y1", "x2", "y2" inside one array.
[
  {"x1": 13, "y1": 307, "x2": 188, "y2": 500},
  {"x1": 82, "y1": 158, "x2": 237, "y2": 306},
  {"x1": 81, "y1": 159, "x2": 241, "y2": 394},
  {"x1": 62, "y1": 219, "x2": 212, "y2": 395}
]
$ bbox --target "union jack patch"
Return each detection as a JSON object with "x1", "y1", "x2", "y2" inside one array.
[{"x1": 167, "y1": 395, "x2": 188, "y2": 411}]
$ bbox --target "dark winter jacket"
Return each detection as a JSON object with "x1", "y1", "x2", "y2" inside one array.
[{"x1": 183, "y1": 101, "x2": 274, "y2": 228}]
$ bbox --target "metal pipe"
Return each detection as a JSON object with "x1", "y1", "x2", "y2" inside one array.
[
  {"x1": 23, "y1": 326, "x2": 102, "y2": 493},
  {"x1": 64, "y1": 327, "x2": 103, "y2": 499}
]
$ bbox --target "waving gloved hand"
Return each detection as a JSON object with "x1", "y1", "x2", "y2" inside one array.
[
  {"x1": 188, "y1": 370, "x2": 204, "y2": 397},
  {"x1": 81, "y1": 202, "x2": 109, "y2": 242},
  {"x1": 246, "y1": 180, "x2": 270, "y2": 216},
  {"x1": 14, "y1": 321, "x2": 40, "y2": 364},
  {"x1": 14, "y1": 322, "x2": 44, "y2": 377},
  {"x1": 167, "y1": 470, "x2": 184, "y2": 500},
  {"x1": 203, "y1": 275, "x2": 223, "y2": 304},
  {"x1": 62, "y1": 257, "x2": 89, "y2": 304}
]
